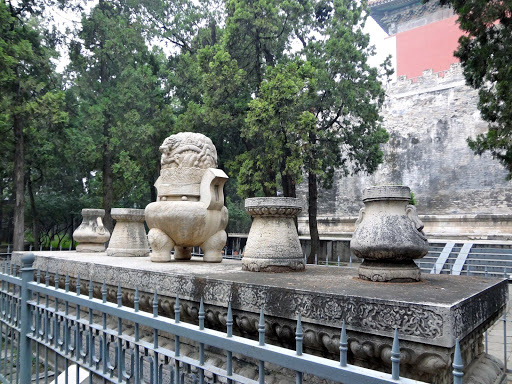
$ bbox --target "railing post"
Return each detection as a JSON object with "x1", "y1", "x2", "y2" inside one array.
[
  {"x1": 19, "y1": 253, "x2": 35, "y2": 384},
  {"x1": 452, "y1": 338, "x2": 464, "y2": 384}
]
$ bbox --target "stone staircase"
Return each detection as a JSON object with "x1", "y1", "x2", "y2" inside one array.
[{"x1": 416, "y1": 242, "x2": 512, "y2": 279}]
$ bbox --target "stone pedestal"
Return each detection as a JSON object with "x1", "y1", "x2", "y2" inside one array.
[
  {"x1": 73, "y1": 209, "x2": 111, "y2": 252},
  {"x1": 18, "y1": 251, "x2": 507, "y2": 384},
  {"x1": 106, "y1": 208, "x2": 150, "y2": 257},
  {"x1": 351, "y1": 186, "x2": 428, "y2": 282},
  {"x1": 242, "y1": 197, "x2": 305, "y2": 272}
]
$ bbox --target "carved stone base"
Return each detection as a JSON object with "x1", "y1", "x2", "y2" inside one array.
[
  {"x1": 106, "y1": 208, "x2": 150, "y2": 257},
  {"x1": 243, "y1": 197, "x2": 305, "y2": 273},
  {"x1": 241, "y1": 257, "x2": 305, "y2": 272},
  {"x1": 465, "y1": 353, "x2": 507, "y2": 384},
  {"x1": 358, "y1": 260, "x2": 421, "y2": 282},
  {"x1": 19, "y1": 251, "x2": 508, "y2": 384},
  {"x1": 76, "y1": 243, "x2": 106, "y2": 252}
]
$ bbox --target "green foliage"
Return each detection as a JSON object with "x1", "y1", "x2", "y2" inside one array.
[
  {"x1": 299, "y1": 0, "x2": 391, "y2": 187},
  {"x1": 0, "y1": 0, "x2": 392, "y2": 241},
  {"x1": 410, "y1": 191, "x2": 417, "y2": 206},
  {"x1": 225, "y1": 196, "x2": 252, "y2": 233},
  {"x1": 240, "y1": 60, "x2": 317, "y2": 197},
  {"x1": 437, "y1": 0, "x2": 512, "y2": 177},
  {"x1": 68, "y1": 0, "x2": 174, "y2": 213},
  {"x1": 0, "y1": 0, "x2": 71, "y2": 246},
  {"x1": 175, "y1": 44, "x2": 250, "y2": 170}
]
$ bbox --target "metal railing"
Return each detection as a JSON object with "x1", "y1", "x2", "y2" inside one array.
[
  {"x1": 485, "y1": 312, "x2": 511, "y2": 374},
  {"x1": 0, "y1": 254, "x2": 466, "y2": 384},
  {"x1": 307, "y1": 252, "x2": 356, "y2": 268}
]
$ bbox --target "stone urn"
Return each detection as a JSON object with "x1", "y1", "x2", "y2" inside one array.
[
  {"x1": 145, "y1": 132, "x2": 229, "y2": 263},
  {"x1": 106, "y1": 208, "x2": 150, "y2": 257},
  {"x1": 73, "y1": 209, "x2": 111, "y2": 252},
  {"x1": 350, "y1": 186, "x2": 428, "y2": 282},
  {"x1": 242, "y1": 197, "x2": 305, "y2": 272}
]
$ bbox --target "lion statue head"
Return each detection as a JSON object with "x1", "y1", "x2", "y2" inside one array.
[{"x1": 160, "y1": 132, "x2": 217, "y2": 169}]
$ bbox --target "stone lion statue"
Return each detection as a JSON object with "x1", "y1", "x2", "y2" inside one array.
[{"x1": 145, "y1": 132, "x2": 229, "y2": 263}]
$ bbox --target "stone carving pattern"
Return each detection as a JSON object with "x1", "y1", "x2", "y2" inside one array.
[
  {"x1": 36, "y1": 274, "x2": 497, "y2": 381},
  {"x1": 289, "y1": 295, "x2": 443, "y2": 339},
  {"x1": 160, "y1": 132, "x2": 217, "y2": 169},
  {"x1": 245, "y1": 206, "x2": 302, "y2": 217}
]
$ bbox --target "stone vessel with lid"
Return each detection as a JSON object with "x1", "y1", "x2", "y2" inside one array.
[
  {"x1": 73, "y1": 209, "x2": 111, "y2": 252},
  {"x1": 350, "y1": 186, "x2": 428, "y2": 282}
]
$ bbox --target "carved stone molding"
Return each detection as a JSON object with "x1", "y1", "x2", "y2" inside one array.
[{"x1": 20, "y1": 252, "x2": 508, "y2": 384}]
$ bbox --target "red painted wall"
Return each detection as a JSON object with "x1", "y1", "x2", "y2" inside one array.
[{"x1": 396, "y1": 15, "x2": 461, "y2": 78}]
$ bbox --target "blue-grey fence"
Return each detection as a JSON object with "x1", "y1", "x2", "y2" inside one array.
[{"x1": 0, "y1": 254, "x2": 465, "y2": 384}]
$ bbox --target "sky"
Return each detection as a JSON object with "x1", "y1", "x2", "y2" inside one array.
[{"x1": 364, "y1": 17, "x2": 397, "y2": 80}]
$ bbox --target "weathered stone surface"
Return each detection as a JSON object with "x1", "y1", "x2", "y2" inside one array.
[
  {"x1": 350, "y1": 186, "x2": 428, "y2": 282},
  {"x1": 106, "y1": 208, "x2": 150, "y2": 257},
  {"x1": 242, "y1": 197, "x2": 305, "y2": 272},
  {"x1": 17, "y1": 251, "x2": 508, "y2": 383},
  {"x1": 145, "y1": 132, "x2": 228, "y2": 263},
  {"x1": 297, "y1": 65, "x2": 512, "y2": 239},
  {"x1": 72, "y1": 209, "x2": 110, "y2": 252},
  {"x1": 465, "y1": 353, "x2": 507, "y2": 384}
]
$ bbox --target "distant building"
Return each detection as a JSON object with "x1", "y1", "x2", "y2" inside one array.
[
  {"x1": 370, "y1": 0, "x2": 461, "y2": 78},
  {"x1": 297, "y1": 0, "x2": 512, "y2": 240}
]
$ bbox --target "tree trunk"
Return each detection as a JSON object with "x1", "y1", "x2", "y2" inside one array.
[
  {"x1": 12, "y1": 112, "x2": 25, "y2": 251},
  {"x1": 307, "y1": 170, "x2": 320, "y2": 264},
  {"x1": 210, "y1": 19, "x2": 217, "y2": 45},
  {"x1": 282, "y1": 173, "x2": 296, "y2": 198},
  {"x1": 99, "y1": 6, "x2": 113, "y2": 233},
  {"x1": 262, "y1": 168, "x2": 277, "y2": 196},
  {"x1": 102, "y1": 144, "x2": 114, "y2": 232},
  {"x1": 27, "y1": 174, "x2": 39, "y2": 249},
  {"x1": 149, "y1": 161, "x2": 160, "y2": 203}
]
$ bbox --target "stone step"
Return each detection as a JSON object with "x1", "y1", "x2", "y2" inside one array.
[{"x1": 471, "y1": 248, "x2": 512, "y2": 254}]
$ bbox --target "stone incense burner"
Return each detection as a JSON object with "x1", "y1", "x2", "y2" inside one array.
[
  {"x1": 145, "y1": 132, "x2": 228, "y2": 263},
  {"x1": 350, "y1": 185, "x2": 428, "y2": 282},
  {"x1": 72, "y1": 209, "x2": 111, "y2": 252}
]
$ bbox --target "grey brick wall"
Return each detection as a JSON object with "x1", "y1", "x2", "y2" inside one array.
[{"x1": 299, "y1": 65, "x2": 512, "y2": 218}]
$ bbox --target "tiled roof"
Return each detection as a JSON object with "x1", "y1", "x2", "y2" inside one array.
[{"x1": 368, "y1": 0, "x2": 397, "y2": 6}]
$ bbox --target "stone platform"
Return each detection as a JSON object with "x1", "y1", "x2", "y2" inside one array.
[{"x1": 16, "y1": 251, "x2": 508, "y2": 383}]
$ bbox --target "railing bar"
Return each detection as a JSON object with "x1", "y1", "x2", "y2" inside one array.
[
  {"x1": 1, "y1": 267, "x2": 431, "y2": 384},
  {"x1": 36, "y1": 319, "x2": 40, "y2": 384},
  {"x1": 504, "y1": 310, "x2": 507, "y2": 372},
  {"x1": 391, "y1": 329, "x2": 400, "y2": 380},
  {"x1": 9, "y1": 319, "x2": 14, "y2": 383},
  {"x1": 2, "y1": 321, "x2": 7, "y2": 380},
  {"x1": 31, "y1": 331, "x2": 271, "y2": 384},
  {"x1": 258, "y1": 360, "x2": 264, "y2": 384},
  {"x1": 64, "y1": 277, "x2": 70, "y2": 384},
  {"x1": 22, "y1": 298, "x2": 426, "y2": 384},
  {"x1": 45, "y1": 314, "x2": 49, "y2": 384},
  {"x1": 174, "y1": 295, "x2": 180, "y2": 384}
]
